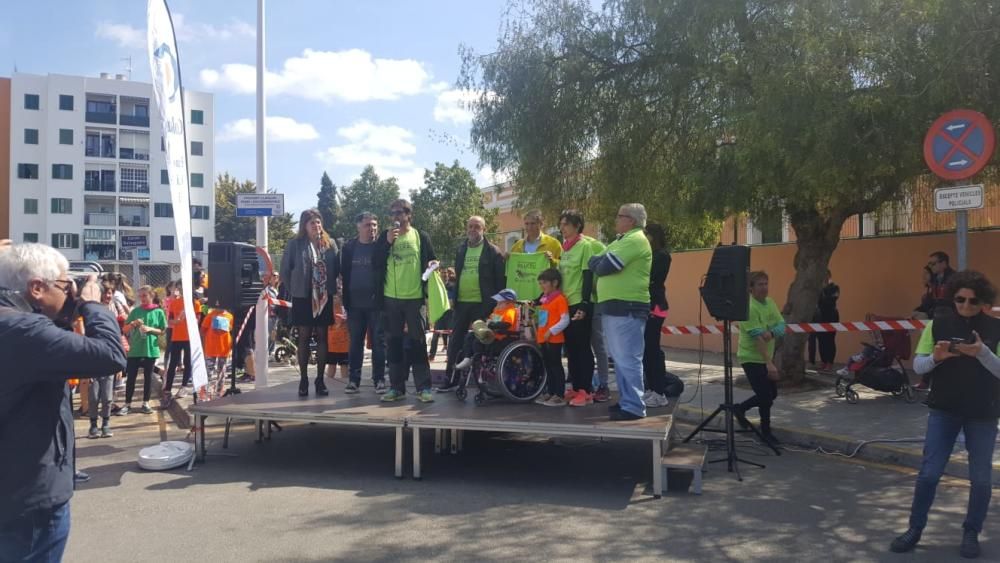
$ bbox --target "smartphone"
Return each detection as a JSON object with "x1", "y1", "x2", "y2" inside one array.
[{"x1": 948, "y1": 337, "x2": 968, "y2": 353}]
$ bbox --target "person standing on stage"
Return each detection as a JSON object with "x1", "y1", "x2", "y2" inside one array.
[
  {"x1": 588, "y1": 203, "x2": 652, "y2": 421},
  {"x1": 438, "y1": 215, "x2": 506, "y2": 392},
  {"x1": 507, "y1": 210, "x2": 561, "y2": 300},
  {"x1": 641, "y1": 223, "x2": 680, "y2": 408},
  {"x1": 557, "y1": 209, "x2": 601, "y2": 406},
  {"x1": 280, "y1": 209, "x2": 339, "y2": 398},
  {"x1": 341, "y1": 211, "x2": 388, "y2": 394},
  {"x1": 375, "y1": 199, "x2": 437, "y2": 403},
  {"x1": 734, "y1": 271, "x2": 785, "y2": 448}
]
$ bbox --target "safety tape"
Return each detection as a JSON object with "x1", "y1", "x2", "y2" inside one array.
[{"x1": 661, "y1": 319, "x2": 930, "y2": 336}]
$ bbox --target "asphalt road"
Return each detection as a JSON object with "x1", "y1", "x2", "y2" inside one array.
[{"x1": 64, "y1": 404, "x2": 995, "y2": 563}]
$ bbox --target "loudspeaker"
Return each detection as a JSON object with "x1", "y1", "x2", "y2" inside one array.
[
  {"x1": 207, "y1": 242, "x2": 263, "y2": 312},
  {"x1": 699, "y1": 245, "x2": 750, "y2": 321}
]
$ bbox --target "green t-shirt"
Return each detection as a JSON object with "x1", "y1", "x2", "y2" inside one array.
[
  {"x1": 559, "y1": 236, "x2": 597, "y2": 306},
  {"x1": 458, "y1": 243, "x2": 484, "y2": 303},
  {"x1": 737, "y1": 296, "x2": 783, "y2": 364},
  {"x1": 505, "y1": 252, "x2": 550, "y2": 302},
  {"x1": 124, "y1": 307, "x2": 167, "y2": 358},
  {"x1": 595, "y1": 228, "x2": 651, "y2": 304},
  {"x1": 385, "y1": 228, "x2": 423, "y2": 300},
  {"x1": 915, "y1": 320, "x2": 1000, "y2": 355}
]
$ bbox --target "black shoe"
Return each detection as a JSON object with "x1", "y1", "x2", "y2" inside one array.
[
  {"x1": 298, "y1": 376, "x2": 309, "y2": 397},
  {"x1": 733, "y1": 404, "x2": 751, "y2": 430},
  {"x1": 607, "y1": 403, "x2": 622, "y2": 413},
  {"x1": 961, "y1": 528, "x2": 980, "y2": 559},
  {"x1": 609, "y1": 409, "x2": 643, "y2": 421},
  {"x1": 890, "y1": 527, "x2": 922, "y2": 553},
  {"x1": 74, "y1": 471, "x2": 91, "y2": 484},
  {"x1": 315, "y1": 377, "x2": 329, "y2": 396}
]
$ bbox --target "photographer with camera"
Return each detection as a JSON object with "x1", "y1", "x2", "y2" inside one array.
[
  {"x1": 0, "y1": 243, "x2": 127, "y2": 561},
  {"x1": 890, "y1": 270, "x2": 1000, "y2": 559}
]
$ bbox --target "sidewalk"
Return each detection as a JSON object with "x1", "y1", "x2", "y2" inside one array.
[{"x1": 660, "y1": 347, "x2": 1000, "y2": 485}]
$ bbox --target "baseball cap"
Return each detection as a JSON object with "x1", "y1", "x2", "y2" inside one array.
[{"x1": 491, "y1": 288, "x2": 518, "y2": 302}]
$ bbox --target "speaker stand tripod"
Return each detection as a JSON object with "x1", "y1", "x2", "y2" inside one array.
[{"x1": 683, "y1": 320, "x2": 779, "y2": 481}]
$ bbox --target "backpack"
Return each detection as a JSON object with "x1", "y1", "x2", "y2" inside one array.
[{"x1": 211, "y1": 314, "x2": 231, "y2": 333}]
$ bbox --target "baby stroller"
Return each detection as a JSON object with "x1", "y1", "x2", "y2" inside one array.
[{"x1": 834, "y1": 314, "x2": 916, "y2": 404}]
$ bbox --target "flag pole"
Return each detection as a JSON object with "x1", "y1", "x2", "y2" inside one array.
[{"x1": 254, "y1": 0, "x2": 270, "y2": 388}]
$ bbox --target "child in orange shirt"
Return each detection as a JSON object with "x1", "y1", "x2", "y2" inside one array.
[
  {"x1": 201, "y1": 306, "x2": 235, "y2": 382},
  {"x1": 453, "y1": 288, "x2": 521, "y2": 373},
  {"x1": 533, "y1": 269, "x2": 571, "y2": 407},
  {"x1": 326, "y1": 296, "x2": 350, "y2": 381}
]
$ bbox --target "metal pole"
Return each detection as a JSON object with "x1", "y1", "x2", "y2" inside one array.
[
  {"x1": 132, "y1": 248, "x2": 141, "y2": 286},
  {"x1": 254, "y1": 0, "x2": 269, "y2": 388},
  {"x1": 956, "y1": 209, "x2": 968, "y2": 270}
]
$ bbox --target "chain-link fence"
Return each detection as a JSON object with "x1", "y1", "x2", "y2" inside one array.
[{"x1": 101, "y1": 263, "x2": 180, "y2": 297}]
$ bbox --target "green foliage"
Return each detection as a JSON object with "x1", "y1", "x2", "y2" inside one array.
[
  {"x1": 329, "y1": 166, "x2": 402, "y2": 241},
  {"x1": 316, "y1": 172, "x2": 341, "y2": 238},
  {"x1": 213, "y1": 172, "x2": 297, "y2": 260},
  {"x1": 410, "y1": 161, "x2": 500, "y2": 266}
]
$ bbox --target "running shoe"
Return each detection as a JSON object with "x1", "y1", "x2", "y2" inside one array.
[
  {"x1": 643, "y1": 392, "x2": 670, "y2": 408},
  {"x1": 374, "y1": 381, "x2": 387, "y2": 394},
  {"x1": 344, "y1": 382, "x2": 360, "y2": 394},
  {"x1": 380, "y1": 389, "x2": 405, "y2": 402},
  {"x1": 592, "y1": 386, "x2": 611, "y2": 403},
  {"x1": 543, "y1": 395, "x2": 567, "y2": 407},
  {"x1": 569, "y1": 391, "x2": 593, "y2": 407},
  {"x1": 417, "y1": 390, "x2": 435, "y2": 403}
]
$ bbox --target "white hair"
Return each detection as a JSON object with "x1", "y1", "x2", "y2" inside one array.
[
  {"x1": 0, "y1": 243, "x2": 69, "y2": 291},
  {"x1": 468, "y1": 215, "x2": 486, "y2": 226},
  {"x1": 619, "y1": 203, "x2": 647, "y2": 228}
]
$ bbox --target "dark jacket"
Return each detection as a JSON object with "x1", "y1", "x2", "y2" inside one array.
[
  {"x1": 928, "y1": 312, "x2": 1000, "y2": 419},
  {"x1": 0, "y1": 292, "x2": 126, "y2": 524},
  {"x1": 454, "y1": 239, "x2": 506, "y2": 304},
  {"x1": 649, "y1": 249, "x2": 672, "y2": 312},
  {"x1": 812, "y1": 282, "x2": 841, "y2": 323},
  {"x1": 373, "y1": 227, "x2": 436, "y2": 307},
  {"x1": 340, "y1": 237, "x2": 379, "y2": 312},
  {"x1": 917, "y1": 267, "x2": 956, "y2": 318},
  {"x1": 279, "y1": 237, "x2": 339, "y2": 300}
]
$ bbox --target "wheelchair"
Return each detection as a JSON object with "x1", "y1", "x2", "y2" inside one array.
[{"x1": 455, "y1": 301, "x2": 547, "y2": 405}]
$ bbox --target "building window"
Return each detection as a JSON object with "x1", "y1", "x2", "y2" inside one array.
[
  {"x1": 120, "y1": 166, "x2": 149, "y2": 193},
  {"x1": 52, "y1": 164, "x2": 73, "y2": 180},
  {"x1": 51, "y1": 234, "x2": 80, "y2": 249},
  {"x1": 191, "y1": 141, "x2": 203, "y2": 156},
  {"x1": 23, "y1": 233, "x2": 39, "y2": 243},
  {"x1": 160, "y1": 169, "x2": 169, "y2": 185},
  {"x1": 192, "y1": 236, "x2": 204, "y2": 252},
  {"x1": 24, "y1": 129, "x2": 39, "y2": 145},
  {"x1": 17, "y1": 164, "x2": 39, "y2": 179},
  {"x1": 190, "y1": 173, "x2": 204, "y2": 188},
  {"x1": 154, "y1": 203, "x2": 174, "y2": 217},
  {"x1": 191, "y1": 205, "x2": 210, "y2": 220},
  {"x1": 59, "y1": 129, "x2": 73, "y2": 145},
  {"x1": 24, "y1": 94, "x2": 39, "y2": 110},
  {"x1": 161, "y1": 235, "x2": 175, "y2": 251},
  {"x1": 59, "y1": 95, "x2": 74, "y2": 111},
  {"x1": 51, "y1": 198, "x2": 73, "y2": 214},
  {"x1": 24, "y1": 199, "x2": 38, "y2": 214},
  {"x1": 190, "y1": 109, "x2": 204, "y2": 125}
]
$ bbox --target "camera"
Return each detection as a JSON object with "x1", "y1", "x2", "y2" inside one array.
[{"x1": 948, "y1": 337, "x2": 969, "y2": 353}]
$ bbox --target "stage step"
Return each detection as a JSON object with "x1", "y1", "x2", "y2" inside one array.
[{"x1": 661, "y1": 444, "x2": 707, "y2": 495}]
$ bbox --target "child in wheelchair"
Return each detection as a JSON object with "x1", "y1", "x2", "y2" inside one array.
[{"x1": 453, "y1": 288, "x2": 521, "y2": 372}]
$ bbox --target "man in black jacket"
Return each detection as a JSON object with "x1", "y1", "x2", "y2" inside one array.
[
  {"x1": 340, "y1": 211, "x2": 387, "y2": 394},
  {"x1": 438, "y1": 216, "x2": 506, "y2": 392},
  {"x1": 0, "y1": 243, "x2": 127, "y2": 561},
  {"x1": 373, "y1": 199, "x2": 437, "y2": 402}
]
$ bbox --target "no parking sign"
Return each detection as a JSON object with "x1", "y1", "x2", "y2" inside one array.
[{"x1": 923, "y1": 109, "x2": 995, "y2": 180}]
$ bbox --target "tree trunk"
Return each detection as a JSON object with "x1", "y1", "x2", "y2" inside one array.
[{"x1": 778, "y1": 210, "x2": 846, "y2": 384}]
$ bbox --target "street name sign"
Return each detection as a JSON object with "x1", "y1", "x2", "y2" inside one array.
[{"x1": 236, "y1": 193, "x2": 285, "y2": 217}]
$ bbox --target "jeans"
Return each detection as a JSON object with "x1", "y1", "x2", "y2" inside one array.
[
  {"x1": 739, "y1": 363, "x2": 778, "y2": 434},
  {"x1": 542, "y1": 342, "x2": 566, "y2": 397},
  {"x1": 87, "y1": 375, "x2": 113, "y2": 421},
  {"x1": 564, "y1": 305, "x2": 594, "y2": 393},
  {"x1": 384, "y1": 297, "x2": 431, "y2": 393},
  {"x1": 591, "y1": 310, "x2": 610, "y2": 389},
  {"x1": 346, "y1": 307, "x2": 386, "y2": 385},
  {"x1": 125, "y1": 357, "x2": 156, "y2": 404},
  {"x1": 603, "y1": 314, "x2": 646, "y2": 417},
  {"x1": 0, "y1": 502, "x2": 70, "y2": 563},
  {"x1": 164, "y1": 340, "x2": 191, "y2": 393},
  {"x1": 445, "y1": 301, "x2": 494, "y2": 385},
  {"x1": 908, "y1": 409, "x2": 998, "y2": 533}
]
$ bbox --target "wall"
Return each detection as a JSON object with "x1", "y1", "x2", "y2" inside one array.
[
  {"x1": 663, "y1": 230, "x2": 1000, "y2": 358},
  {"x1": 0, "y1": 78, "x2": 9, "y2": 239}
]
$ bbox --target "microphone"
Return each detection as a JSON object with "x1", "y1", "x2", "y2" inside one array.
[{"x1": 393, "y1": 221, "x2": 400, "y2": 229}]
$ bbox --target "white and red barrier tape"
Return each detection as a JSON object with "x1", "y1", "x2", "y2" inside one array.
[{"x1": 662, "y1": 319, "x2": 930, "y2": 336}]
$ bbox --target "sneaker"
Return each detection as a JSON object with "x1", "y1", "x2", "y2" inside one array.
[
  {"x1": 374, "y1": 381, "x2": 387, "y2": 394},
  {"x1": 563, "y1": 389, "x2": 579, "y2": 402},
  {"x1": 960, "y1": 528, "x2": 980, "y2": 559},
  {"x1": 380, "y1": 389, "x2": 405, "y2": 402},
  {"x1": 435, "y1": 383, "x2": 458, "y2": 393},
  {"x1": 542, "y1": 395, "x2": 566, "y2": 407},
  {"x1": 417, "y1": 390, "x2": 435, "y2": 403},
  {"x1": 643, "y1": 392, "x2": 669, "y2": 408},
  {"x1": 141, "y1": 403, "x2": 153, "y2": 414},
  {"x1": 609, "y1": 409, "x2": 642, "y2": 421},
  {"x1": 593, "y1": 386, "x2": 611, "y2": 403},
  {"x1": 176, "y1": 387, "x2": 189, "y2": 398},
  {"x1": 534, "y1": 393, "x2": 552, "y2": 405},
  {"x1": 118, "y1": 405, "x2": 131, "y2": 416},
  {"x1": 569, "y1": 391, "x2": 593, "y2": 407},
  {"x1": 101, "y1": 426, "x2": 113, "y2": 439},
  {"x1": 74, "y1": 471, "x2": 91, "y2": 484},
  {"x1": 454, "y1": 357, "x2": 473, "y2": 371},
  {"x1": 88, "y1": 426, "x2": 100, "y2": 439},
  {"x1": 344, "y1": 382, "x2": 360, "y2": 394},
  {"x1": 641, "y1": 389, "x2": 655, "y2": 401},
  {"x1": 889, "y1": 528, "x2": 922, "y2": 553}
]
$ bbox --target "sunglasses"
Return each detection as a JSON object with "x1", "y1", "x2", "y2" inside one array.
[{"x1": 954, "y1": 296, "x2": 981, "y2": 306}]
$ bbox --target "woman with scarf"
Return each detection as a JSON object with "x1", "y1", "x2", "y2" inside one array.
[{"x1": 281, "y1": 209, "x2": 339, "y2": 397}]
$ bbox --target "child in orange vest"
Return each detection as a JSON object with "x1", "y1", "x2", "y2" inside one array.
[
  {"x1": 533, "y1": 269, "x2": 571, "y2": 407},
  {"x1": 201, "y1": 305, "x2": 235, "y2": 382},
  {"x1": 326, "y1": 295, "x2": 350, "y2": 380}
]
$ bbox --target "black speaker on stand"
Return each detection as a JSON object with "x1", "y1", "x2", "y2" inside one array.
[
  {"x1": 684, "y1": 244, "x2": 779, "y2": 481},
  {"x1": 207, "y1": 242, "x2": 264, "y2": 397}
]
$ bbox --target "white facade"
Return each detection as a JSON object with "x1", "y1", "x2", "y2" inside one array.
[{"x1": 7, "y1": 72, "x2": 214, "y2": 274}]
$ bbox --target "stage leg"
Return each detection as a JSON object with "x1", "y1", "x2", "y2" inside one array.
[
  {"x1": 457, "y1": 429, "x2": 464, "y2": 453},
  {"x1": 223, "y1": 417, "x2": 232, "y2": 449},
  {"x1": 255, "y1": 420, "x2": 264, "y2": 444},
  {"x1": 434, "y1": 429, "x2": 442, "y2": 454},
  {"x1": 413, "y1": 428, "x2": 422, "y2": 480},
  {"x1": 198, "y1": 416, "x2": 206, "y2": 462},
  {"x1": 449, "y1": 429, "x2": 458, "y2": 455},
  {"x1": 652, "y1": 439, "x2": 663, "y2": 499},
  {"x1": 395, "y1": 427, "x2": 403, "y2": 479}
]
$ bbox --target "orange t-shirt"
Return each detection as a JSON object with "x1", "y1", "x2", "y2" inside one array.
[
  {"x1": 327, "y1": 303, "x2": 350, "y2": 354},
  {"x1": 536, "y1": 292, "x2": 569, "y2": 344},
  {"x1": 167, "y1": 297, "x2": 200, "y2": 342},
  {"x1": 201, "y1": 309, "x2": 234, "y2": 358},
  {"x1": 487, "y1": 302, "x2": 520, "y2": 341}
]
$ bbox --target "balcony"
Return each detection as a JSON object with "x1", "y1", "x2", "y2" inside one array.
[
  {"x1": 120, "y1": 97, "x2": 150, "y2": 128},
  {"x1": 84, "y1": 228, "x2": 116, "y2": 242},
  {"x1": 85, "y1": 111, "x2": 116, "y2": 125},
  {"x1": 85, "y1": 129, "x2": 116, "y2": 159},
  {"x1": 84, "y1": 213, "x2": 116, "y2": 227},
  {"x1": 119, "y1": 198, "x2": 150, "y2": 228},
  {"x1": 84, "y1": 170, "x2": 116, "y2": 193},
  {"x1": 84, "y1": 243, "x2": 116, "y2": 262},
  {"x1": 119, "y1": 148, "x2": 150, "y2": 161},
  {"x1": 120, "y1": 114, "x2": 150, "y2": 127}
]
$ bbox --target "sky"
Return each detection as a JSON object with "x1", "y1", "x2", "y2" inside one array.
[{"x1": 0, "y1": 0, "x2": 514, "y2": 216}]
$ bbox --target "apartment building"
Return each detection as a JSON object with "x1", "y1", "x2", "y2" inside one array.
[{"x1": 3, "y1": 72, "x2": 214, "y2": 282}]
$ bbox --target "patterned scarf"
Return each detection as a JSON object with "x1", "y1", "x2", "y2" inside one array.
[{"x1": 308, "y1": 240, "x2": 329, "y2": 318}]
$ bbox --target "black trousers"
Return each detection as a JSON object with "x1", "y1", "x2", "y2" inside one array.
[
  {"x1": 643, "y1": 315, "x2": 667, "y2": 393},
  {"x1": 125, "y1": 357, "x2": 156, "y2": 404},
  {"x1": 563, "y1": 304, "x2": 594, "y2": 392},
  {"x1": 429, "y1": 309, "x2": 453, "y2": 357},
  {"x1": 542, "y1": 342, "x2": 566, "y2": 397},
  {"x1": 164, "y1": 341, "x2": 191, "y2": 393},
  {"x1": 739, "y1": 362, "x2": 778, "y2": 434},
  {"x1": 807, "y1": 333, "x2": 837, "y2": 365},
  {"x1": 384, "y1": 297, "x2": 431, "y2": 393},
  {"x1": 445, "y1": 301, "x2": 494, "y2": 384}
]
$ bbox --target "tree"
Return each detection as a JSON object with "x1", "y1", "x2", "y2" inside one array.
[
  {"x1": 410, "y1": 161, "x2": 500, "y2": 266},
  {"x1": 316, "y1": 172, "x2": 341, "y2": 237},
  {"x1": 461, "y1": 0, "x2": 1000, "y2": 382},
  {"x1": 214, "y1": 172, "x2": 297, "y2": 261},
  {"x1": 331, "y1": 165, "x2": 402, "y2": 241}
]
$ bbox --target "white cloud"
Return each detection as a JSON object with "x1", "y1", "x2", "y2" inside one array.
[
  {"x1": 380, "y1": 167, "x2": 428, "y2": 193},
  {"x1": 218, "y1": 116, "x2": 319, "y2": 143},
  {"x1": 433, "y1": 89, "x2": 477, "y2": 125},
  {"x1": 476, "y1": 166, "x2": 513, "y2": 188},
  {"x1": 200, "y1": 48, "x2": 431, "y2": 103},
  {"x1": 95, "y1": 15, "x2": 253, "y2": 49},
  {"x1": 317, "y1": 120, "x2": 417, "y2": 168},
  {"x1": 95, "y1": 22, "x2": 145, "y2": 49}
]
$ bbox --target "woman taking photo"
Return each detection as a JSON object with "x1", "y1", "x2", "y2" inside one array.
[
  {"x1": 890, "y1": 270, "x2": 1000, "y2": 559},
  {"x1": 280, "y1": 209, "x2": 339, "y2": 397}
]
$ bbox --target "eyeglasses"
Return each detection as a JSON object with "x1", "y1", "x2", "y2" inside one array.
[
  {"x1": 51, "y1": 279, "x2": 74, "y2": 294},
  {"x1": 954, "y1": 296, "x2": 981, "y2": 306}
]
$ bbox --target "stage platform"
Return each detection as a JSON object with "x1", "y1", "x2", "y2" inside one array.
[{"x1": 189, "y1": 381, "x2": 675, "y2": 497}]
